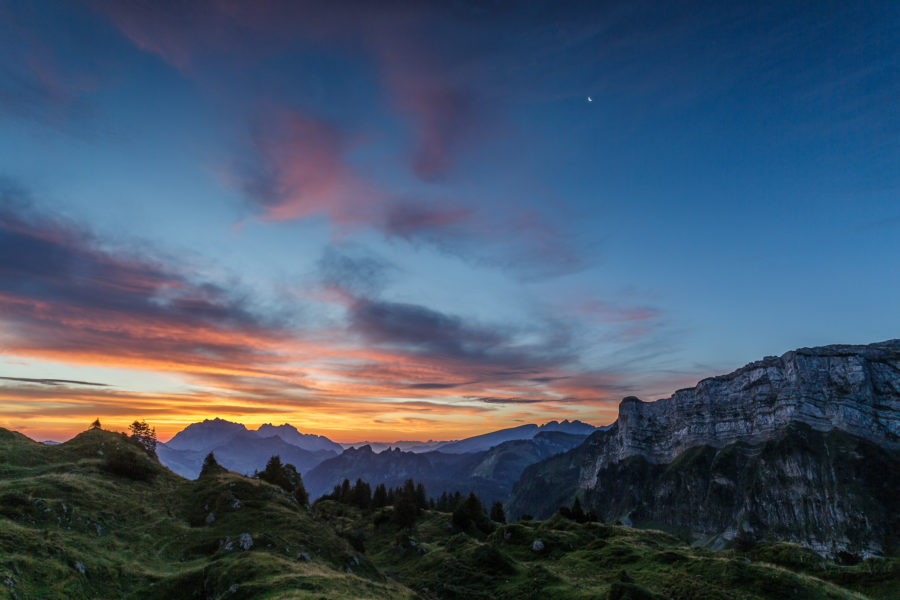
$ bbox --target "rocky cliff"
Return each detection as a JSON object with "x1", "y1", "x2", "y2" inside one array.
[{"x1": 507, "y1": 340, "x2": 900, "y2": 558}]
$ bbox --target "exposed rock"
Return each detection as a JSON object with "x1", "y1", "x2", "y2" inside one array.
[
  {"x1": 593, "y1": 341, "x2": 899, "y2": 474},
  {"x1": 239, "y1": 533, "x2": 253, "y2": 550},
  {"x1": 205, "y1": 512, "x2": 215, "y2": 524},
  {"x1": 509, "y1": 340, "x2": 900, "y2": 558},
  {"x1": 73, "y1": 562, "x2": 85, "y2": 574},
  {"x1": 296, "y1": 552, "x2": 312, "y2": 562},
  {"x1": 531, "y1": 539, "x2": 544, "y2": 552}
]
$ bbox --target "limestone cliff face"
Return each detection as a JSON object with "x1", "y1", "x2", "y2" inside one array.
[
  {"x1": 507, "y1": 340, "x2": 900, "y2": 557},
  {"x1": 584, "y1": 341, "x2": 899, "y2": 484}
]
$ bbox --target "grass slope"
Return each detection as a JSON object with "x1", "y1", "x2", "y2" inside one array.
[
  {"x1": 0, "y1": 428, "x2": 413, "y2": 600},
  {"x1": 312, "y1": 502, "x2": 900, "y2": 600}
]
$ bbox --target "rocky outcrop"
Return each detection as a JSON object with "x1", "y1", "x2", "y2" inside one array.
[{"x1": 507, "y1": 340, "x2": 900, "y2": 557}]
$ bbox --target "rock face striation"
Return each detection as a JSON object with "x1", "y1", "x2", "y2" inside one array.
[{"x1": 507, "y1": 340, "x2": 900, "y2": 558}]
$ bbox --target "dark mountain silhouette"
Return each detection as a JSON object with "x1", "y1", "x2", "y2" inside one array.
[
  {"x1": 305, "y1": 430, "x2": 589, "y2": 501},
  {"x1": 159, "y1": 419, "x2": 340, "y2": 478},
  {"x1": 433, "y1": 419, "x2": 597, "y2": 454},
  {"x1": 257, "y1": 423, "x2": 345, "y2": 454}
]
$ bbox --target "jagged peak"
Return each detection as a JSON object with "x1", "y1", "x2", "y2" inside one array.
[
  {"x1": 199, "y1": 417, "x2": 244, "y2": 426},
  {"x1": 347, "y1": 444, "x2": 374, "y2": 454}
]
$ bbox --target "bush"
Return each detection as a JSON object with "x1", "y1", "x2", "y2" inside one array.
[{"x1": 103, "y1": 446, "x2": 155, "y2": 481}]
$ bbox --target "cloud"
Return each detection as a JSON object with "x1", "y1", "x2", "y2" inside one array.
[
  {"x1": 0, "y1": 3, "x2": 126, "y2": 136},
  {"x1": 467, "y1": 396, "x2": 561, "y2": 405},
  {"x1": 0, "y1": 190, "x2": 576, "y2": 404},
  {"x1": 0, "y1": 376, "x2": 109, "y2": 387},
  {"x1": 405, "y1": 382, "x2": 469, "y2": 390},
  {"x1": 95, "y1": 1, "x2": 489, "y2": 180},
  {"x1": 348, "y1": 298, "x2": 574, "y2": 374},
  {"x1": 237, "y1": 108, "x2": 368, "y2": 224},
  {"x1": 0, "y1": 188, "x2": 291, "y2": 378},
  {"x1": 93, "y1": 3, "x2": 587, "y2": 277},
  {"x1": 317, "y1": 245, "x2": 397, "y2": 297}
]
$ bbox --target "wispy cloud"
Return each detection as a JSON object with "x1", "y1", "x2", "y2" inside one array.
[{"x1": 0, "y1": 376, "x2": 109, "y2": 387}]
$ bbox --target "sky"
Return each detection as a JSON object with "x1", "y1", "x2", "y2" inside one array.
[{"x1": 1, "y1": 1, "x2": 898, "y2": 443}]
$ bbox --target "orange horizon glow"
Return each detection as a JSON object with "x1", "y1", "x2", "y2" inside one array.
[{"x1": 7, "y1": 409, "x2": 621, "y2": 446}]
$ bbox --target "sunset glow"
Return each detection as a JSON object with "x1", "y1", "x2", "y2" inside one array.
[{"x1": 2, "y1": 1, "x2": 898, "y2": 443}]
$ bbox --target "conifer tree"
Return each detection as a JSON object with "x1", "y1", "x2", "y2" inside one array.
[
  {"x1": 490, "y1": 500, "x2": 506, "y2": 524},
  {"x1": 414, "y1": 482, "x2": 428, "y2": 510},
  {"x1": 373, "y1": 483, "x2": 388, "y2": 508},
  {"x1": 352, "y1": 478, "x2": 372, "y2": 509},
  {"x1": 200, "y1": 452, "x2": 222, "y2": 476}
]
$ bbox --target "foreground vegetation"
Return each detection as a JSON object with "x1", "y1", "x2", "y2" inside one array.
[{"x1": 1, "y1": 427, "x2": 897, "y2": 599}]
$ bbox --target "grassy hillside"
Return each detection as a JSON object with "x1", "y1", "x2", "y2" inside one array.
[
  {"x1": 0, "y1": 427, "x2": 412, "y2": 600},
  {"x1": 2, "y1": 426, "x2": 897, "y2": 599},
  {"x1": 313, "y1": 500, "x2": 900, "y2": 600}
]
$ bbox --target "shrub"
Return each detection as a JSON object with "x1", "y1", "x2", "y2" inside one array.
[{"x1": 103, "y1": 446, "x2": 155, "y2": 481}]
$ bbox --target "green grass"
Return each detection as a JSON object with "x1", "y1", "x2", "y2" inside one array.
[
  {"x1": 311, "y1": 501, "x2": 898, "y2": 600},
  {"x1": 2, "y1": 427, "x2": 897, "y2": 599},
  {"x1": 0, "y1": 428, "x2": 412, "y2": 600}
]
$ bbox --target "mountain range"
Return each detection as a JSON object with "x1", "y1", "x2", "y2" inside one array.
[
  {"x1": 304, "y1": 430, "x2": 591, "y2": 501},
  {"x1": 158, "y1": 420, "x2": 343, "y2": 478},
  {"x1": 133, "y1": 339, "x2": 900, "y2": 559},
  {"x1": 157, "y1": 417, "x2": 597, "y2": 482},
  {"x1": 507, "y1": 340, "x2": 900, "y2": 558}
]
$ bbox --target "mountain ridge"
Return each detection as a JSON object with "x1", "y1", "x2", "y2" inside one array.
[{"x1": 507, "y1": 339, "x2": 900, "y2": 558}]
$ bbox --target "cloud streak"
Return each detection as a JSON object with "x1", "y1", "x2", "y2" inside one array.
[{"x1": 0, "y1": 376, "x2": 109, "y2": 387}]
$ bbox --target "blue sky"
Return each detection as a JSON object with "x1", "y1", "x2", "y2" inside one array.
[{"x1": 1, "y1": 0, "x2": 898, "y2": 441}]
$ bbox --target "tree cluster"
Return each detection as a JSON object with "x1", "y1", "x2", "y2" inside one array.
[
  {"x1": 320, "y1": 478, "x2": 432, "y2": 530},
  {"x1": 451, "y1": 492, "x2": 495, "y2": 534},
  {"x1": 255, "y1": 455, "x2": 309, "y2": 506},
  {"x1": 557, "y1": 497, "x2": 599, "y2": 523},
  {"x1": 323, "y1": 478, "x2": 429, "y2": 513},
  {"x1": 433, "y1": 490, "x2": 465, "y2": 512},
  {"x1": 318, "y1": 477, "x2": 506, "y2": 533},
  {"x1": 128, "y1": 420, "x2": 157, "y2": 455}
]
